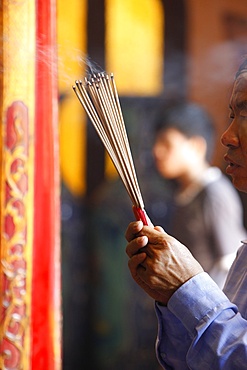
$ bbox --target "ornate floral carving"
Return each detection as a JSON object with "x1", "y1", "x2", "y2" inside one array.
[{"x1": 1, "y1": 101, "x2": 29, "y2": 369}]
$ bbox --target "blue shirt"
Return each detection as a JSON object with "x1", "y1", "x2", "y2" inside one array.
[{"x1": 155, "y1": 242, "x2": 247, "y2": 369}]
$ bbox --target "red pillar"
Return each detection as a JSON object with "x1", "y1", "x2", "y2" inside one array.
[{"x1": 32, "y1": 0, "x2": 61, "y2": 369}]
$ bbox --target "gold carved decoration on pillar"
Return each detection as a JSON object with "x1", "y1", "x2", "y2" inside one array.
[{"x1": 1, "y1": 101, "x2": 30, "y2": 369}]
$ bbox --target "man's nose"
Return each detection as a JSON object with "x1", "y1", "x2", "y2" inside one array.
[{"x1": 221, "y1": 122, "x2": 239, "y2": 148}]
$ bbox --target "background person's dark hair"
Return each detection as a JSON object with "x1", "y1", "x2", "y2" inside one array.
[{"x1": 154, "y1": 102, "x2": 215, "y2": 162}]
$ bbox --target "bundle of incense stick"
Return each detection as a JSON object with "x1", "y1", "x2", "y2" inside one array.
[{"x1": 72, "y1": 72, "x2": 150, "y2": 225}]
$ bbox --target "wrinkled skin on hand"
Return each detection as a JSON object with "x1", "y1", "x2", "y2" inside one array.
[{"x1": 125, "y1": 221, "x2": 204, "y2": 305}]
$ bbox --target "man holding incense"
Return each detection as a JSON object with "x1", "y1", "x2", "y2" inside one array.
[{"x1": 125, "y1": 59, "x2": 247, "y2": 369}]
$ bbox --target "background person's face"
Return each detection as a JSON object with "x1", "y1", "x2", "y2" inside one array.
[
  {"x1": 221, "y1": 73, "x2": 247, "y2": 193},
  {"x1": 153, "y1": 128, "x2": 195, "y2": 179}
]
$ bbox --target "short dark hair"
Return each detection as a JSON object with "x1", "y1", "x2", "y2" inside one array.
[
  {"x1": 236, "y1": 58, "x2": 247, "y2": 78},
  {"x1": 155, "y1": 102, "x2": 215, "y2": 161}
]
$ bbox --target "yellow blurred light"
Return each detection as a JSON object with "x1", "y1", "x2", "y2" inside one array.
[
  {"x1": 57, "y1": 0, "x2": 87, "y2": 196},
  {"x1": 106, "y1": 0, "x2": 164, "y2": 96}
]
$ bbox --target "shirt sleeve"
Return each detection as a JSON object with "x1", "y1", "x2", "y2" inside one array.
[
  {"x1": 155, "y1": 304, "x2": 191, "y2": 369},
  {"x1": 156, "y1": 272, "x2": 247, "y2": 369}
]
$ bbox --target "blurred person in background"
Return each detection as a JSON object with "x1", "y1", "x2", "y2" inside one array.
[{"x1": 152, "y1": 102, "x2": 247, "y2": 287}]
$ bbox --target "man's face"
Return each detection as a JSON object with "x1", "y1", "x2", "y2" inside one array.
[
  {"x1": 221, "y1": 72, "x2": 247, "y2": 192},
  {"x1": 153, "y1": 128, "x2": 195, "y2": 179}
]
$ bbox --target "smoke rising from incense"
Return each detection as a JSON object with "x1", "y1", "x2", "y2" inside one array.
[{"x1": 57, "y1": 44, "x2": 105, "y2": 87}]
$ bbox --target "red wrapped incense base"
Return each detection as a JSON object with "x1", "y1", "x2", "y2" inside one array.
[{"x1": 133, "y1": 206, "x2": 152, "y2": 226}]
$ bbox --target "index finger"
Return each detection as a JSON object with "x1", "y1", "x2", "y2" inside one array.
[
  {"x1": 125, "y1": 220, "x2": 144, "y2": 242},
  {"x1": 126, "y1": 235, "x2": 149, "y2": 258}
]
